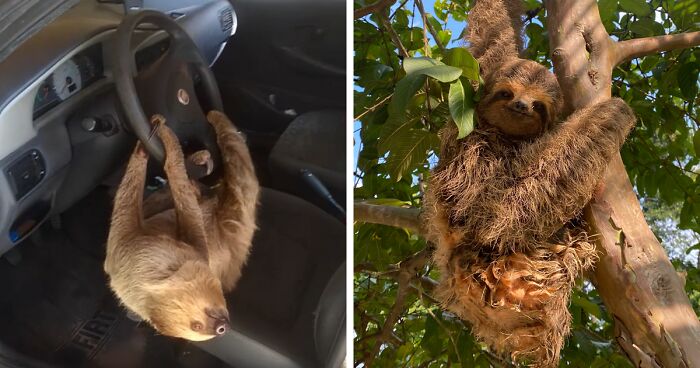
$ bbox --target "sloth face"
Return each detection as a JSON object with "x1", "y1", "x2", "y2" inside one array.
[
  {"x1": 480, "y1": 81, "x2": 553, "y2": 137},
  {"x1": 147, "y1": 260, "x2": 231, "y2": 341},
  {"x1": 479, "y1": 59, "x2": 562, "y2": 138}
]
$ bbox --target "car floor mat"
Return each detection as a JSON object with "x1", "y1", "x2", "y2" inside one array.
[{"x1": 0, "y1": 187, "x2": 227, "y2": 368}]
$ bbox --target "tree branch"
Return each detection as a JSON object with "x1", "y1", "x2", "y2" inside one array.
[
  {"x1": 355, "y1": 0, "x2": 397, "y2": 19},
  {"x1": 354, "y1": 202, "x2": 426, "y2": 236},
  {"x1": 355, "y1": 93, "x2": 394, "y2": 121},
  {"x1": 362, "y1": 249, "x2": 429, "y2": 367},
  {"x1": 414, "y1": 0, "x2": 446, "y2": 53},
  {"x1": 615, "y1": 31, "x2": 700, "y2": 65},
  {"x1": 546, "y1": 0, "x2": 614, "y2": 112},
  {"x1": 546, "y1": 0, "x2": 700, "y2": 366},
  {"x1": 378, "y1": 11, "x2": 409, "y2": 58}
]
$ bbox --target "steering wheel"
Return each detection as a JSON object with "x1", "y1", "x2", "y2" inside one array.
[{"x1": 113, "y1": 10, "x2": 224, "y2": 168}]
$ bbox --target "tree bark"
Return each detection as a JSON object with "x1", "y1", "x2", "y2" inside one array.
[
  {"x1": 616, "y1": 31, "x2": 700, "y2": 65},
  {"x1": 545, "y1": 0, "x2": 700, "y2": 366},
  {"x1": 354, "y1": 202, "x2": 425, "y2": 236},
  {"x1": 354, "y1": 0, "x2": 396, "y2": 19}
]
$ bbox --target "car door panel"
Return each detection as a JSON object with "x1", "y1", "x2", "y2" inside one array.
[{"x1": 214, "y1": 0, "x2": 346, "y2": 135}]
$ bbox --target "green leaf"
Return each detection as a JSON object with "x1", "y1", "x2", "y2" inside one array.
[
  {"x1": 678, "y1": 62, "x2": 699, "y2": 99},
  {"x1": 457, "y1": 331, "x2": 475, "y2": 366},
  {"x1": 448, "y1": 79, "x2": 476, "y2": 139},
  {"x1": 669, "y1": 0, "x2": 700, "y2": 30},
  {"x1": 475, "y1": 354, "x2": 491, "y2": 368},
  {"x1": 639, "y1": 55, "x2": 660, "y2": 72},
  {"x1": 404, "y1": 57, "x2": 463, "y2": 82},
  {"x1": 394, "y1": 8, "x2": 409, "y2": 29},
  {"x1": 525, "y1": 23, "x2": 546, "y2": 53},
  {"x1": 643, "y1": 169, "x2": 658, "y2": 197},
  {"x1": 420, "y1": 315, "x2": 443, "y2": 357},
  {"x1": 572, "y1": 330, "x2": 596, "y2": 357},
  {"x1": 680, "y1": 201, "x2": 693, "y2": 229},
  {"x1": 395, "y1": 343, "x2": 413, "y2": 360},
  {"x1": 379, "y1": 107, "x2": 421, "y2": 155},
  {"x1": 383, "y1": 128, "x2": 439, "y2": 181},
  {"x1": 355, "y1": 60, "x2": 393, "y2": 90},
  {"x1": 598, "y1": 0, "x2": 618, "y2": 23},
  {"x1": 404, "y1": 57, "x2": 443, "y2": 74},
  {"x1": 629, "y1": 19, "x2": 665, "y2": 37},
  {"x1": 590, "y1": 356, "x2": 610, "y2": 368},
  {"x1": 619, "y1": 0, "x2": 652, "y2": 17},
  {"x1": 444, "y1": 48, "x2": 480, "y2": 82},
  {"x1": 400, "y1": 28, "x2": 427, "y2": 51},
  {"x1": 571, "y1": 292, "x2": 602, "y2": 318},
  {"x1": 388, "y1": 58, "x2": 463, "y2": 119},
  {"x1": 437, "y1": 30, "x2": 452, "y2": 47},
  {"x1": 388, "y1": 73, "x2": 428, "y2": 117},
  {"x1": 692, "y1": 129, "x2": 700, "y2": 157}
]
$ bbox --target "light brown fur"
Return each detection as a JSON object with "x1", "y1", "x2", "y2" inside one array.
[
  {"x1": 423, "y1": 0, "x2": 637, "y2": 365},
  {"x1": 104, "y1": 111, "x2": 259, "y2": 341}
]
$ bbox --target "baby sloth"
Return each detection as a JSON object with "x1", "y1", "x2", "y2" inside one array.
[
  {"x1": 423, "y1": 0, "x2": 637, "y2": 366},
  {"x1": 104, "y1": 111, "x2": 259, "y2": 341}
]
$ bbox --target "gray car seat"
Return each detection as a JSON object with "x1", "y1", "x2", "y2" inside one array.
[
  {"x1": 196, "y1": 188, "x2": 345, "y2": 368},
  {"x1": 268, "y1": 110, "x2": 345, "y2": 216}
]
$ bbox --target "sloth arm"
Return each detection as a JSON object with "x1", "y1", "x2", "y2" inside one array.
[
  {"x1": 156, "y1": 123, "x2": 209, "y2": 259},
  {"x1": 477, "y1": 98, "x2": 636, "y2": 248},
  {"x1": 467, "y1": 0, "x2": 524, "y2": 76},
  {"x1": 107, "y1": 143, "x2": 148, "y2": 247},
  {"x1": 206, "y1": 111, "x2": 259, "y2": 231}
]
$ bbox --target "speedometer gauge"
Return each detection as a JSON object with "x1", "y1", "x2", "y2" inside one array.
[{"x1": 52, "y1": 60, "x2": 82, "y2": 101}]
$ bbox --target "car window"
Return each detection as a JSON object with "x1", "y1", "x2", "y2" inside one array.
[{"x1": 0, "y1": 0, "x2": 78, "y2": 63}]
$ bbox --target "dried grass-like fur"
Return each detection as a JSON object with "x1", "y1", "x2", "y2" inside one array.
[
  {"x1": 434, "y1": 227, "x2": 597, "y2": 366},
  {"x1": 422, "y1": 0, "x2": 637, "y2": 366}
]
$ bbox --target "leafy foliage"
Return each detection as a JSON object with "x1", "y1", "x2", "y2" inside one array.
[{"x1": 354, "y1": 0, "x2": 700, "y2": 366}]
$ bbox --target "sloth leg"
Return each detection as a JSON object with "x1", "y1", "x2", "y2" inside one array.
[
  {"x1": 206, "y1": 110, "x2": 259, "y2": 227},
  {"x1": 152, "y1": 115, "x2": 209, "y2": 259},
  {"x1": 107, "y1": 142, "x2": 148, "y2": 245},
  {"x1": 466, "y1": 0, "x2": 524, "y2": 75},
  {"x1": 206, "y1": 111, "x2": 259, "y2": 291}
]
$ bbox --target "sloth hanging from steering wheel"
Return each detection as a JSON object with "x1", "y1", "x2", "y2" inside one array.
[{"x1": 104, "y1": 10, "x2": 260, "y2": 342}]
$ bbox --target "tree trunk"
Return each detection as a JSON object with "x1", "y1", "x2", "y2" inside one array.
[{"x1": 545, "y1": 1, "x2": 700, "y2": 366}]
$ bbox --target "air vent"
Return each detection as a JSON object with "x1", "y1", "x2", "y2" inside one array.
[{"x1": 219, "y1": 8, "x2": 233, "y2": 33}]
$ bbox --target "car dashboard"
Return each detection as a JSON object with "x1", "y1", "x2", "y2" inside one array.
[{"x1": 0, "y1": 0, "x2": 235, "y2": 256}]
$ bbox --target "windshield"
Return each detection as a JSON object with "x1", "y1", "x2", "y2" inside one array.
[{"x1": 0, "y1": 0, "x2": 79, "y2": 64}]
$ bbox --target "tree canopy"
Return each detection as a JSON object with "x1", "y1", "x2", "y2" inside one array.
[{"x1": 353, "y1": 0, "x2": 700, "y2": 366}]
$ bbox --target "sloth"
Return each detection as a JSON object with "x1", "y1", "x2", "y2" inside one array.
[
  {"x1": 104, "y1": 111, "x2": 259, "y2": 341},
  {"x1": 423, "y1": 0, "x2": 637, "y2": 365}
]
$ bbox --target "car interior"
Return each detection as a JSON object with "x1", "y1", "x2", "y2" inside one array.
[{"x1": 0, "y1": 1, "x2": 346, "y2": 367}]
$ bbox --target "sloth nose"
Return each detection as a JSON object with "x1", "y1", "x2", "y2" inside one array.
[
  {"x1": 513, "y1": 100, "x2": 528, "y2": 112},
  {"x1": 205, "y1": 307, "x2": 231, "y2": 335},
  {"x1": 215, "y1": 321, "x2": 229, "y2": 335}
]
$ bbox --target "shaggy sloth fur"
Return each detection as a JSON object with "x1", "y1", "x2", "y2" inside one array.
[
  {"x1": 105, "y1": 111, "x2": 259, "y2": 341},
  {"x1": 423, "y1": 0, "x2": 637, "y2": 365}
]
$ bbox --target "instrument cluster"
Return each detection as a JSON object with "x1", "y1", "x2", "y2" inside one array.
[{"x1": 33, "y1": 44, "x2": 104, "y2": 119}]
